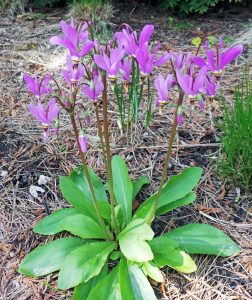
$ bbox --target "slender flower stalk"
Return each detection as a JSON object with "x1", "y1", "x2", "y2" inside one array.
[
  {"x1": 94, "y1": 102, "x2": 109, "y2": 178},
  {"x1": 149, "y1": 91, "x2": 184, "y2": 223},
  {"x1": 101, "y1": 74, "x2": 118, "y2": 236},
  {"x1": 70, "y1": 112, "x2": 113, "y2": 241}
]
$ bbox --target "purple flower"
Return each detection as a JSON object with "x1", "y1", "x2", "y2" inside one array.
[
  {"x1": 176, "y1": 66, "x2": 207, "y2": 99},
  {"x1": 136, "y1": 43, "x2": 170, "y2": 76},
  {"x1": 82, "y1": 75, "x2": 104, "y2": 101},
  {"x1": 78, "y1": 131, "x2": 88, "y2": 153},
  {"x1": 154, "y1": 73, "x2": 174, "y2": 106},
  {"x1": 50, "y1": 18, "x2": 94, "y2": 59},
  {"x1": 193, "y1": 36, "x2": 243, "y2": 77},
  {"x1": 119, "y1": 58, "x2": 132, "y2": 82},
  {"x1": 23, "y1": 74, "x2": 51, "y2": 98},
  {"x1": 204, "y1": 76, "x2": 217, "y2": 98},
  {"x1": 28, "y1": 98, "x2": 60, "y2": 140},
  {"x1": 94, "y1": 47, "x2": 125, "y2": 80},
  {"x1": 171, "y1": 51, "x2": 192, "y2": 71},
  {"x1": 115, "y1": 24, "x2": 154, "y2": 56},
  {"x1": 62, "y1": 55, "x2": 84, "y2": 86}
]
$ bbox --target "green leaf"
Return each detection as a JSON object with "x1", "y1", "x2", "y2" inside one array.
[
  {"x1": 135, "y1": 167, "x2": 203, "y2": 221},
  {"x1": 142, "y1": 262, "x2": 163, "y2": 282},
  {"x1": 115, "y1": 205, "x2": 126, "y2": 231},
  {"x1": 58, "y1": 241, "x2": 116, "y2": 289},
  {"x1": 192, "y1": 36, "x2": 202, "y2": 46},
  {"x1": 164, "y1": 223, "x2": 241, "y2": 257},
  {"x1": 69, "y1": 166, "x2": 108, "y2": 202},
  {"x1": 110, "y1": 251, "x2": 121, "y2": 260},
  {"x1": 132, "y1": 176, "x2": 150, "y2": 200},
  {"x1": 87, "y1": 265, "x2": 121, "y2": 300},
  {"x1": 18, "y1": 238, "x2": 85, "y2": 277},
  {"x1": 208, "y1": 35, "x2": 218, "y2": 47},
  {"x1": 34, "y1": 208, "x2": 77, "y2": 235},
  {"x1": 128, "y1": 263, "x2": 158, "y2": 300},
  {"x1": 60, "y1": 214, "x2": 107, "y2": 239},
  {"x1": 149, "y1": 236, "x2": 196, "y2": 273},
  {"x1": 119, "y1": 258, "x2": 158, "y2": 300},
  {"x1": 59, "y1": 177, "x2": 111, "y2": 223},
  {"x1": 118, "y1": 258, "x2": 135, "y2": 300},
  {"x1": 156, "y1": 192, "x2": 196, "y2": 215},
  {"x1": 118, "y1": 219, "x2": 154, "y2": 262},
  {"x1": 60, "y1": 176, "x2": 97, "y2": 219},
  {"x1": 112, "y1": 155, "x2": 133, "y2": 224},
  {"x1": 73, "y1": 263, "x2": 108, "y2": 300}
]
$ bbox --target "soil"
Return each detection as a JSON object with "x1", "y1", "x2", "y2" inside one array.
[{"x1": 0, "y1": 2, "x2": 252, "y2": 300}]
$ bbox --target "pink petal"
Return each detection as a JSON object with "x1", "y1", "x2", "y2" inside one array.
[
  {"x1": 193, "y1": 56, "x2": 207, "y2": 68},
  {"x1": 94, "y1": 54, "x2": 109, "y2": 72},
  {"x1": 139, "y1": 24, "x2": 154, "y2": 47}
]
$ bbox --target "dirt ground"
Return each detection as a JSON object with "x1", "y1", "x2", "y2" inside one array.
[{"x1": 0, "y1": 3, "x2": 252, "y2": 300}]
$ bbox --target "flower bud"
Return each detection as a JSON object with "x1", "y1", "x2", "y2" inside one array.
[
  {"x1": 177, "y1": 106, "x2": 183, "y2": 125},
  {"x1": 78, "y1": 130, "x2": 88, "y2": 153},
  {"x1": 54, "y1": 118, "x2": 59, "y2": 136},
  {"x1": 90, "y1": 80, "x2": 95, "y2": 91},
  {"x1": 197, "y1": 94, "x2": 205, "y2": 110}
]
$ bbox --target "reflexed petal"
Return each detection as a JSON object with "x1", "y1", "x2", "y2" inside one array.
[
  {"x1": 220, "y1": 44, "x2": 243, "y2": 69},
  {"x1": 83, "y1": 85, "x2": 95, "y2": 100},
  {"x1": 139, "y1": 24, "x2": 154, "y2": 47},
  {"x1": 60, "y1": 20, "x2": 70, "y2": 36},
  {"x1": 47, "y1": 99, "x2": 60, "y2": 122},
  {"x1": 194, "y1": 67, "x2": 207, "y2": 93},
  {"x1": 49, "y1": 36, "x2": 64, "y2": 46},
  {"x1": 62, "y1": 69, "x2": 71, "y2": 85},
  {"x1": 176, "y1": 70, "x2": 192, "y2": 95},
  {"x1": 155, "y1": 53, "x2": 171, "y2": 67},
  {"x1": 79, "y1": 41, "x2": 94, "y2": 57},
  {"x1": 193, "y1": 56, "x2": 207, "y2": 68},
  {"x1": 94, "y1": 54, "x2": 109, "y2": 72},
  {"x1": 206, "y1": 50, "x2": 216, "y2": 71}
]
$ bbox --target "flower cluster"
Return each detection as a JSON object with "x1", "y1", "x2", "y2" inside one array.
[
  {"x1": 23, "y1": 18, "x2": 243, "y2": 144},
  {"x1": 153, "y1": 37, "x2": 243, "y2": 124}
]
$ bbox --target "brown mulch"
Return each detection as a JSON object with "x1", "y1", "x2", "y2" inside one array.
[{"x1": 1, "y1": 3, "x2": 252, "y2": 300}]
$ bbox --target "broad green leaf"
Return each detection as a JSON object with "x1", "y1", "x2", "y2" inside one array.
[
  {"x1": 59, "y1": 177, "x2": 111, "y2": 223},
  {"x1": 149, "y1": 236, "x2": 196, "y2": 273},
  {"x1": 128, "y1": 264, "x2": 158, "y2": 300},
  {"x1": 60, "y1": 214, "x2": 107, "y2": 239},
  {"x1": 60, "y1": 176, "x2": 97, "y2": 219},
  {"x1": 58, "y1": 241, "x2": 116, "y2": 289},
  {"x1": 118, "y1": 258, "x2": 135, "y2": 300},
  {"x1": 73, "y1": 263, "x2": 108, "y2": 300},
  {"x1": 132, "y1": 176, "x2": 150, "y2": 200},
  {"x1": 18, "y1": 238, "x2": 85, "y2": 277},
  {"x1": 164, "y1": 223, "x2": 241, "y2": 257},
  {"x1": 142, "y1": 262, "x2": 163, "y2": 282},
  {"x1": 34, "y1": 208, "x2": 77, "y2": 235},
  {"x1": 119, "y1": 259, "x2": 157, "y2": 300},
  {"x1": 112, "y1": 155, "x2": 133, "y2": 224},
  {"x1": 135, "y1": 167, "x2": 203, "y2": 221},
  {"x1": 87, "y1": 265, "x2": 121, "y2": 300},
  {"x1": 156, "y1": 192, "x2": 196, "y2": 215},
  {"x1": 97, "y1": 201, "x2": 111, "y2": 221},
  {"x1": 118, "y1": 219, "x2": 154, "y2": 262},
  {"x1": 69, "y1": 165, "x2": 108, "y2": 202}
]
